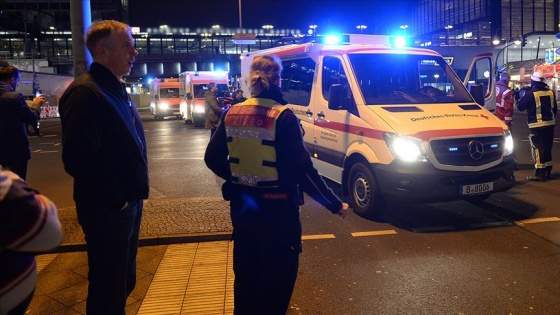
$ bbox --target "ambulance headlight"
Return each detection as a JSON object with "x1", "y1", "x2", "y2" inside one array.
[
  {"x1": 193, "y1": 105, "x2": 205, "y2": 114},
  {"x1": 158, "y1": 102, "x2": 169, "y2": 110},
  {"x1": 504, "y1": 130, "x2": 514, "y2": 156},
  {"x1": 384, "y1": 133, "x2": 427, "y2": 162}
]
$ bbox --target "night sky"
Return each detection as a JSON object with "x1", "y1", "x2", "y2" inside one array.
[{"x1": 128, "y1": 0, "x2": 415, "y2": 34}]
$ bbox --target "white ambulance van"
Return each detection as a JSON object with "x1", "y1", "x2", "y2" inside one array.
[{"x1": 240, "y1": 35, "x2": 516, "y2": 219}]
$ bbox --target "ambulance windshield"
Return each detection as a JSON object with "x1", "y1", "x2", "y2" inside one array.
[
  {"x1": 160, "y1": 88, "x2": 180, "y2": 98},
  {"x1": 348, "y1": 54, "x2": 473, "y2": 105}
]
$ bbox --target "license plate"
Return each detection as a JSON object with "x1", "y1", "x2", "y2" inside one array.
[{"x1": 461, "y1": 182, "x2": 493, "y2": 195}]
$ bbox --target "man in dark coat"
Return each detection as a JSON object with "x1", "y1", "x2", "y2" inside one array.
[
  {"x1": 59, "y1": 20, "x2": 149, "y2": 314},
  {"x1": 0, "y1": 64, "x2": 43, "y2": 179}
]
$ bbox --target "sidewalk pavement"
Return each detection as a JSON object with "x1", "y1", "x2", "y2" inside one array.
[{"x1": 27, "y1": 197, "x2": 236, "y2": 315}]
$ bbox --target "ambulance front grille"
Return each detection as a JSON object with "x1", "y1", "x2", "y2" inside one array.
[{"x1": 430, "y1": 135, "x2": 504, "y2": 166}]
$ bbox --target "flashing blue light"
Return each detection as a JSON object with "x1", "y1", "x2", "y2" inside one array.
[
  {"x1": 147, "y1": 77, "x2": 154, "y2": 84},
  {"x1": 393, "y1": 36, "x2": 408, "y2": 48},
  {"x1": 448, "y1": 147, "x2": 458, "y2": 152},
  {"x1": 324, "y1": 34, "x2": 341, "y2": 45},
  {"x1": 490, "y1": 144, "x2": 498, "y2": 148}
]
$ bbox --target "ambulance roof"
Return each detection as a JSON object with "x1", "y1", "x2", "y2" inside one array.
[{"x1": 241, "y1": 41, "x2": 442, "y2": 61}]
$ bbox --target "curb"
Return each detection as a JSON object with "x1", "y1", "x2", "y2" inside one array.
[{"x1": 50, "y1": 231, "x2": 233, "y2": 253}]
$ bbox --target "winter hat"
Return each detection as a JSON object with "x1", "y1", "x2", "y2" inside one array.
[{"x1": 530, "y1": 71, "x2": 545, "y2": 82}]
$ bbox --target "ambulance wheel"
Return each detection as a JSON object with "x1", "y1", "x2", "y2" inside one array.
[{"x1": 348, "y1": 163, "x2": 387, "y2": 221}]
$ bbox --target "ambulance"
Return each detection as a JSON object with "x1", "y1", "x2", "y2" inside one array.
[
  {"x1": 240, "y1": 35, "x2": 516, "y2": 219},
  {"x1": 178, "y1": 71, "x2": 229, "y2": 126},
  {"x1": 149, "y1": 78, "x2": 184, "y2": 120}
]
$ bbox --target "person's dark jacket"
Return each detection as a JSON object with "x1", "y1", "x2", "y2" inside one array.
[
  {"x1": 205, "y1": 85, "x2": 342, "y2": 215},
  {"x1": 0, "y1": 82, "x2": 38, "y2": 165},
  {"x1": 517, "y1": 80, "x2": 557, "y2": 128},
  {"x1": 0, "y1": 168, "x2": 62, "y2": 314},
  {"x1": 59, "y1": 62, "x2": 149, "y2": 208}
]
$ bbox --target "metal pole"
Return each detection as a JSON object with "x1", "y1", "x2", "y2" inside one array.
[
  {"x1": 69, "y1": 0, "x2": 92, "y2": 78},
  {"x1": 238, "y1": 0, "x2": 242, "y2": 29},
  {"x1": 536, "y1": 36, "x2": 541, "y2": 60}
]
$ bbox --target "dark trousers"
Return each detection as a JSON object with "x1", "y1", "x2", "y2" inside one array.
[
  {"x1": 76, "y1": 200, "x2": 143, "y2": 315},
  {"x1": 229, "y1": 191, "x2": 302, "y2": 315},
  {"x1": 233, "y1": 232, "x2": 299, "y2": 315},
  {"x1": 529, "y1": 125, "x2": 555, "y2": 175}
]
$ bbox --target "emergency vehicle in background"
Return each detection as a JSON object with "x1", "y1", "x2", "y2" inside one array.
[
  {"x1": 149, "y1": 78, "x2": 184, "y2": 120},
  {"x1": 178, "y1": 71, "x2": 229, "y2": 127},
  {"x1": 240, "y1": 34, "x2": 516, "y2": 219}
]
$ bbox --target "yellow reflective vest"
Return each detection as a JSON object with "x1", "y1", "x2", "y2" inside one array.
[
  {"x1": 529, "y1": 90, "x2": 556, "y2": 128},
  {"x1": 224, "y1": 98, "x2": 288, "y2": 188}
]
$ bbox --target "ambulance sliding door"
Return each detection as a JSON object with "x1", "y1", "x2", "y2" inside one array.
[{"x1": 311, "y1": 55, "x2": 352, "y2": 183}]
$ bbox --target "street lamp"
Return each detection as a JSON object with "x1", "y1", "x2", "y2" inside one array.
[
  {"x1": 309, "y1": 24, "x2": 318, "y2": 38},
  {"x1": 356, "y1": 25, "x2": 367, "y2": 34},
  {"x1": 492, "y1": 27, "x2": 502, "y2": 45},
  {"x1": 495, "y1": 37, "x2": 523, "y2": 78},
  {"x1": 262, "y1": 24, "x2": 274, "y2": 34},
  {"x1": 444, "y1": 24, "x2": 453, "y2": 45}
]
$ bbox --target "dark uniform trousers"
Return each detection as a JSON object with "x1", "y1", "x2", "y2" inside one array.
[
  {"x1": 231, "y1": 193, "x2": 301, "y2": 315},
  {"x1": 76, "y1": 200, "x2": 143, "y2": 314},
  {"x1": 529, "y1": 125, "x2": 555, "y2": 176}
]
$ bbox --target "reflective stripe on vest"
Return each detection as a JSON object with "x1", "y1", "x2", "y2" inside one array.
[
  {"x1": 224, "y1": 98, "x2": 287, "y2": 188},
  {"x1": 529, "y1": 90, "x2": 556, "y2": 128}
]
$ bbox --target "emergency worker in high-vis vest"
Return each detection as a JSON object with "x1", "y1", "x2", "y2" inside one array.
[
  {"x1": 205, "y1": 55, "x2": 348, "y2": 315},
  {"x1": 517, "y1": 71, "x2": 557, "y2": 181}
]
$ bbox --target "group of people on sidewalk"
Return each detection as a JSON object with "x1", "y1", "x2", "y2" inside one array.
[
  {"x1": 1, "y1": 17, "x2": 557, "y2": 315},
  {"x1": 495, "y1": 70, "x2": 557, "y2": 181},
  {"x1": 1, "y1": 19, "x2": 345, "y2": 315}
]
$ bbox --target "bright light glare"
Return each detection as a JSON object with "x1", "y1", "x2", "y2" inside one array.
[
  {"x1": 324, "y1": 35, "x2": 341, "y2": 44},
  {"x1": 158, "y1": 102, "x2": 169, "y2": 110},
  {"x1": 504, "y1": 130, "x2": 514, "y2": 156},
  {"x1": 384, "y1": 134, "x2": 425, "y2": 162},
  {"x1": 193, "y1": 105, "x2": 205, "y2": 113},
  {"x1": 393, "y1": 36, "x2": 407, "y2": 48}
]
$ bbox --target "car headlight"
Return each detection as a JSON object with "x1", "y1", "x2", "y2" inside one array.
[
  {"x1": 383, "y1": 133, "x2": 427, "y2": 162},
  {"x1": 503, "y1": 130, "x2": 514, "y2": 156},
  {"x1": 158, "y1": 102, "x2": 169, "y2": 110},
  {"x1": 194, "y1": 105, "x2": 205, "y2": 114}
]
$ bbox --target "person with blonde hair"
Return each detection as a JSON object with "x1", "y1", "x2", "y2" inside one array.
[{"x1": 205, "y1": 55, "x2": 348, "y2": 314}]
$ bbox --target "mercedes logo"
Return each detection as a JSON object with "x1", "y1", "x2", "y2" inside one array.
[{"x1": 468, "y1": 140, "x2": 484, "y2": 160}]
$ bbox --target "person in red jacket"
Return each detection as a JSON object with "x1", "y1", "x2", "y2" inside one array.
[{"x1": 495, "y1": 71, "x2": 514, "y2": 128}]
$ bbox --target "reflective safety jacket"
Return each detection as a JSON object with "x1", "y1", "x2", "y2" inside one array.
[
  {"x1": 224, "y1": 98, "x2": 288, "y2": 188},
  {"x1": 495, "y1": 80, "x2": 514, "y2": 127},
  {"x1": 518, "y1": 82, "x2": 557, "y2": 129}
]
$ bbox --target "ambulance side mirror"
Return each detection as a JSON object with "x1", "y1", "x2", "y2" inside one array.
[
  {"x1": 470, "y1": 84, "x2": 485, "y2": 107},
  {"x1": 328, "y1": 84, "x2": 345, "y2": 110}
]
